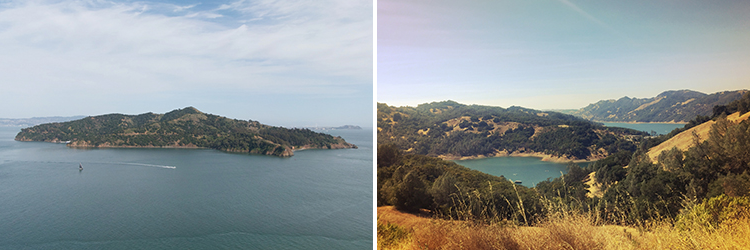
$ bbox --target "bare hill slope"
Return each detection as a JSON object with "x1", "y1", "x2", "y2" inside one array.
[{"x1": 647, "y1": 111, "x2": 750, "y2": 162}]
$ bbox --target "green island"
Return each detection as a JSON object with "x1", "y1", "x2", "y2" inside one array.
[
  {"x1": 378, "y1": 101, "x2": 647, "y2": 162},
  {"x1": 15, "y1": 107, "x2": 357, "y2": 157}
]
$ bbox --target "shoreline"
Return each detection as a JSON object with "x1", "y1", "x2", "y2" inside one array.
[
  {"x1": 18, "y1": 139, "x2": 356, "y2": 157},
  {"x1": 67, "y1": 145, "x2": 205, "y2": 149},
  {"x1": 438, "y1": 150, "x2": 596, "y2": 164},
  {"x1": 595, "y1": 121, "x2": 688, "y2": 124}
]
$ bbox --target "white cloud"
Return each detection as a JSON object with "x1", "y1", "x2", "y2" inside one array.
[
  {"x1": 173, "y1": 4, "x2": 196, "y2": 12},
  {"x1": 0, "y1": 0, "x2": 372, "y2": 108}
]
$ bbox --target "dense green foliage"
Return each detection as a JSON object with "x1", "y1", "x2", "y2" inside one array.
[
  {"x1": 571, "y1": 89, "x2": 747, "y2": 122},
  {"x1": 377, "y1": 144, "x2": 544, "y2": 224},
  {"x1": 15, "y1": 107, "x2": 355, "y2": 157},
  {"x1": 712, "y1": 91, "x2": 750, "y2": 117},
  {"x1": 536, "y1": 163, "x2": 592, "y2": 207},
  {"x1": 378, "y1": 101, "x2": 645, "y2": 160},
  {"x1": 676, "y1": 194, "x2": 750, "y2": 230}
]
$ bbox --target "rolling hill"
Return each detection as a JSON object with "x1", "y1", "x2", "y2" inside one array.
[
  {"x1": 647, "y1": 111, "x2": 750, "y2": 163},
  {"x1": 378, "y1": 101, "x2": 646, "y2": 161}
]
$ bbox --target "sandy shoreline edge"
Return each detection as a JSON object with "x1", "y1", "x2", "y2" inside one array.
[{"x1": 438, "y1": 150, "x2": 597, "y2": 164}]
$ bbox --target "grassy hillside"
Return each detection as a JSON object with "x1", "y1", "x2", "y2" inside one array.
[
  {"x1": 571, "y1": 89, "x2": 747, "y2": 122},
  {"x1": 378, "y1": 101, "x2": 646, "y2": 161},
  {"x1": 378, "y1": 203, "x2": 750, "y2": 250},
  {"x1": 15, "y1": 107, "x2": 356, "y2": 157}
]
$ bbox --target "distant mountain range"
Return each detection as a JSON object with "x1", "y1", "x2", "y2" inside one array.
[
  {"x1": 570, "y1": 89, "x2": 748, "y2": 123},
  {"x1": 15, "y1": 107, "x2": 356, "y2": 157},
  {"x1": 0, "y1": 116, "x2": 85, "y2": 127},
  {"x1": 307, "y1": 125, "x2": 362, "y2": 130}
]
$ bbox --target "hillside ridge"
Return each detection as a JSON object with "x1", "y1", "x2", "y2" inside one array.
[
  {"x1": 572, "y1": 89, "x2": 747, "y2": 122},
  {"x1": 647, "y1": 111, "x2": 750, "y2": 163},
  {"x1": 378, "y1": 101, "x2": 646, "y2": 161}
]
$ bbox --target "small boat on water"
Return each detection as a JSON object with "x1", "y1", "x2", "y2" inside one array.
[
  {"x1": 514, "y1": 180, "x2": 522, "y2": 184},
  {"x1": 79, "y1": 163, "x2": 83, "y2": 171}
]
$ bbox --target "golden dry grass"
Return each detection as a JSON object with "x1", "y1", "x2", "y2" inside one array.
[
  {"x1": 584, "y1": 171, "x2": 603, "y2": 198},
  {"x1": 647, "y1": 111, "x2": 750, "y2": 163},
  {"x1": 646, "y1": 120, "x2": 714, "y2": 163},
  {"x1": 378, "y1": 206, "x2": 750, "y2": 250}
]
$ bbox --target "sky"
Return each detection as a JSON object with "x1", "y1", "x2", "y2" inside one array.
[
  {"x1": 0, "y1": 0, "x2": 372, "y2": 127},
  {"x1": 378, "y1": 0, "x2": 750, "y2": 109}
]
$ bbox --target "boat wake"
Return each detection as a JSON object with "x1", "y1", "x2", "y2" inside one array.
[
  {"x1": 12, "y1": 161, "x2": 177, "y2": 169},
  {"x1": 114, "y1": 162, "x2": 177, "y2": 169}
]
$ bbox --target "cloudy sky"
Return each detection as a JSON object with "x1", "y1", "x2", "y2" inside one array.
[
  {"x1": 378, "y1": 0, "x2": 750, "y2": 109},
  {"x1": 0, "y1": 0, "x2": 372, "y2": 127}
]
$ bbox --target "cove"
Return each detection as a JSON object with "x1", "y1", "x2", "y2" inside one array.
[{"x1": 454, "y1": 157, "x2": 586, "y2": 188}]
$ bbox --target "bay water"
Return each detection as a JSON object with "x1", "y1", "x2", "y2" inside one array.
[
  {"x1": 455, "y1": 123, "x2": 684, "y2": 188},
  {"x1": 601, "y1": 122, "x2": 685, "y2": 135},
  {"x1": 454, "y1": 157, "x2": 587, "y2": 188},
  {"x1": 0, "y1": 127, "x2": 372, "y2": 249}
]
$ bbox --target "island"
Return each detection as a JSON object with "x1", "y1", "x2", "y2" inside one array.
[{"x1": 15, "y1": 107, "x2": 357, "y2": 157}]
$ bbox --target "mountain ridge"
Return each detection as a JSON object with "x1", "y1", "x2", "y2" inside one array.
[{"x1": 571, "y1": 89, "x2": 747, "y2": 122}]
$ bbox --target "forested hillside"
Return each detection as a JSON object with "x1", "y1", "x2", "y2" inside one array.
[
  {"x1": 378, "y1": 101, "x2": 646, "y2": 161},
  {"x1": 15, "y1": 107, "x2": 356, "y2": 157},
  {"x1": 571, "y1": 89, "x2": 747, "y2": 122},
  {"x1": 377, "y1": 144, "x2": 546, "y2": 223},
  {"x1": 584, "y1": 91, "x2": 750, "y2": 224}
]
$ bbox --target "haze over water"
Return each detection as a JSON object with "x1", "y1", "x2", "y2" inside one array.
[
  {"x1": 601, "y1": 122, "x2": 685, "y2": 135},
  {"x1": 0, "y1": 127, "x2": 372, "y2": 249}
]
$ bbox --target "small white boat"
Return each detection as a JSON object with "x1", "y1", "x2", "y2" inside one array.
[{"x1": 79, "y1": 163, "x2": 83, "y2": 171}]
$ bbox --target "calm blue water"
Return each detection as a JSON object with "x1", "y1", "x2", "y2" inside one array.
[
  {"x1": 454, "y1": 157, "x2": 586, "y2": 188},
  {"x1": 0, "y1": 127, "x2": 372, "y2": 249},
  {"x1": 602, "y1": 122, "x2": 685, "y2": 135}
]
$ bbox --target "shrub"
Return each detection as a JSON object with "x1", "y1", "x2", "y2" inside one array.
[{"x1": 676, "y1": 194, "x2": 750, "y2": 230}]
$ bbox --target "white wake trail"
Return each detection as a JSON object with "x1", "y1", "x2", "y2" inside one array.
[{"x1": 112, "y1": 162, "x2": 177, "y2": 169}]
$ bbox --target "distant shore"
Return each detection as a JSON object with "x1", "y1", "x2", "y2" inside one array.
[
  {"x1": 438, "y1": 150, "x2": 597, "y2": 163},
  {"x1": 67, "y1": 144, "x2": 204, "y2": 149},
  {"x1": 595, "y1": 120, "x2": 688, "y2": 124}
]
